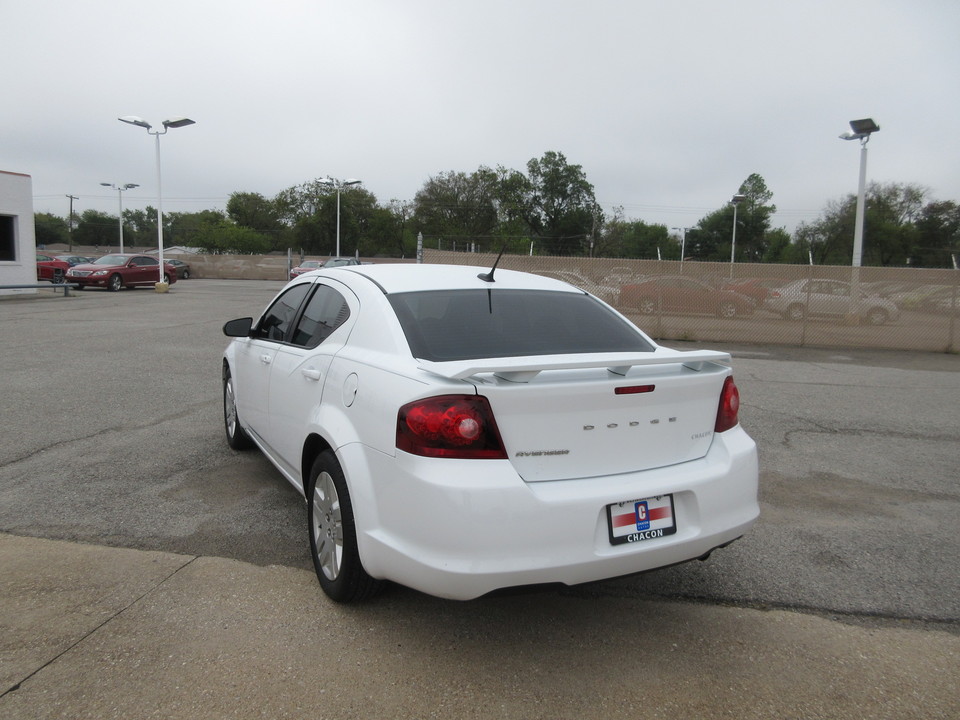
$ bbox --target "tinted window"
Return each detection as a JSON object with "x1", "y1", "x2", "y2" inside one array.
[
  {"x1": 254, "y1": 283, "x2": 311, "y2": 342},
  {"x1": 290, "y1": 285, "x2": 351, "y2": 348},
  {"x1": 389, "y1": 289, "x2": 654, "y2": 362}
]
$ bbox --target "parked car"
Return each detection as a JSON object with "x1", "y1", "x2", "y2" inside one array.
[
  {"x1": 66, "y1": 253, "x2": 178, "y2": 291},
  {"x1": 719, "y1": 277, "x2": 772, "y2": 306},
  {"x1": 167, "y1": 258, "x2": 192, "y2": 279},
  {"x1": 534, "y1": 270, "x2": 618, "y2": 304},
  {"x1": 222, "y1": 264, "x2": 759, "y2": 602},
  {"x1": 290, "y1": 260, "x2": 323, "y2": 279},
  {"x1": 36, "y1": 253, "x2": 70, "y2": 283},
  {"x1": 765, "y1": 279, "x2": 899, "y2": 325},
  {"x1": 619, "y1": 276, "x2": 755, "y2": 318},
  {"x1": 55, "y1": 255, "x2": 96, "y2": 267},
  {"x1": 322, "y1": 257, "x2": 362, "y2": 268}
]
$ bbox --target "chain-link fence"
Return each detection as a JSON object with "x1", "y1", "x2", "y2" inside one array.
[{"x1": 423, "y1": 249, "x2": 960, "y2": 353}]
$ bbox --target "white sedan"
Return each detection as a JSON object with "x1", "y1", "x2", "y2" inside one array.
[{"x1": 222, "y1": 263, "x2": 759, "y2": 602}]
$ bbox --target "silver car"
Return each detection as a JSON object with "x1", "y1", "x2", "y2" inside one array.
[{"x1": 766, "y1": 279, "x2": 900, "y2": 325}]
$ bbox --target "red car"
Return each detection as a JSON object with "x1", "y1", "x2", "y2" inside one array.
[
  {"x1": 290, "y1": 260, "x2": 323, "y2": 279},
  {"x1": 66, "y1": 253, "x2": 178, "y2": 291},
  {"x1": 619, "y1": 276, "x2": 755, "y2": 318},
  {"x1": 36, "y1": 253, "x2": 70, "y2": 283}
]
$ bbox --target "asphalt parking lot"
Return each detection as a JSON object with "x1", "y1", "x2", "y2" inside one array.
[{"x1": 1, "y1": 279, "x2": 958, "y2": 719}]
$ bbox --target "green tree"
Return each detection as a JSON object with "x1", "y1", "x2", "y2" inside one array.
[
  {"x1": 193, "y1": 220, "x2": 272, "y2": 254},
  {"x1": 412, "y1": 168, "x2": 499, "y2": 248},
  {"x1": 913, "y1": 200, "x2": 960, "y2": 267},
  {"x1": 74, "y1": 209, "x2": 118, "y2": 248},
  {"x1": 226, "y1": 192, "x2": 287, "y2": 249},
  {"x1": 525, "y1": 151, "x2": 597, "y2": 255},
  {"x1": 601, "y1": 209, "x2": 673, "y2": 259},
  {"x1": 692, "y1": 173, "x2": 778, "y2": 262},
  {"x1": 34, "y1": 212, "x2": 68, "y2": 247}
]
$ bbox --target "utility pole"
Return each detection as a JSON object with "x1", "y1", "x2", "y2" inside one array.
[{"x1": 66, "y1": 194, "x2": 79, "y2": 252}]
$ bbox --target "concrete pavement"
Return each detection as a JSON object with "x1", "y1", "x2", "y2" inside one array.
[{"x1": 2, "y1": 532, "x2": 957, "y2": 720}]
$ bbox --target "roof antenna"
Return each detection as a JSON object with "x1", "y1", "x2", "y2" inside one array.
[{"x1": 478, "y1": 245, "x2": 506, "y2": 283}]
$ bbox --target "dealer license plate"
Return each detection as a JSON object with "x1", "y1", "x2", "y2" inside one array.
[{"x1": 606, "y1": 494, "x2": 677, "y2": 546}]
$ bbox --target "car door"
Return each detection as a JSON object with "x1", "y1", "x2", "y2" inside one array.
[
  {"x1": 267, "y1": 280, "x2": 357, "y2": 482},
  {"x1": 232, "y1": 281, "x2": 314, "y2": 445}
]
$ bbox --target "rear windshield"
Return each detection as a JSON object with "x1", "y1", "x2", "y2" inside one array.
[{"x1": 388, "y1": 289, "x2": 655, "y2": 361}]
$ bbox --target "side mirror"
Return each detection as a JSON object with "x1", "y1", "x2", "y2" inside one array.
[{"x1": 223, "y1": 317, "x2": 254, "y2": 337}]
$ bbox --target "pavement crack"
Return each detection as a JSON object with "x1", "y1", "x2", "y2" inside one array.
[{"x1": 0, "y1": 555, "x2": 200, "y2": 698}]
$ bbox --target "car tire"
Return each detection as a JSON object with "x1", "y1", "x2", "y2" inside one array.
[
  {"x1": 638, "y1": 298, "x2": 657, "y2": 315},
  {"x1": 108, "y1": 274, "x2": 123, "y2": 292},
  {"x1": 866, "y1": 308, "x2": 888, "y2": 325},
  {"x1": 182, "y1": 270, "x2": 190, "y2": 279},
  {"x1": 307, "y1": 450, "x2": 383, "y2": 603},
  {"x1": 718, "y1": 302, "x2": 737, "y2": 318},
  {"x1": 163, "y1": 273, "x2": 172, "y2": 284},
  {"x1": 223, "y1": 367, "x2": 253, "y2": 450},
  {"x1": 785, "y1": 304, "x2": 805, "y2": 321}
]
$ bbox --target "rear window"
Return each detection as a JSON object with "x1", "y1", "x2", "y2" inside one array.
[{"x1": 388, "y1": 289, "x2": 654, "y2": 361}]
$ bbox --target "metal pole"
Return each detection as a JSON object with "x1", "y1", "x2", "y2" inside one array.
[
  {"x1": 336, "y1": 188, "x2": 341, "y2": 258},
  {"x1": 154, "y1": 132, "x2": 165, "y2": 284},
  {"x1": 730, "y1": 204, "x2": 738, "y2": 278},
  {"x1": 66, "y1": 194, "x2": 78, "y2": 252},
  {"x1": 116, "y1": 188, "x2": 125, "y2": 254},
  {"x1": 852, "y1": 140, "x2": 869, "y2": 268}
]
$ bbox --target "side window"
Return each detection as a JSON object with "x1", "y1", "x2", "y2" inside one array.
[
  {"x1": 290, "y1": 284, "x2": 351, "y2": 348},
  {"x1": 254, "y1": 283, "x2": 312, "y2": 342}
]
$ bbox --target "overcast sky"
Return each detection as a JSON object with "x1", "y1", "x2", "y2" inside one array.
[{"x1": 3, "y1": 0, "x2": 959, "y2": 235}]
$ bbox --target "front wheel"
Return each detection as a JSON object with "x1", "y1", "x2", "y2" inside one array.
[
  {"x1": 718, "y1": 301, "x2": 737, "y2": 318},
  {"x1": 866, "y1": 308, "x2": 888, "y2": 325},
  {"x1": 307, "y1": 450, "x2": 382, "y2": 603},
  {"x1": 223, "y1": 367, "x2": 253, "y2": 450},
  {"x1": 108, "y1": 274, "x2": 123, "y2": 292}
]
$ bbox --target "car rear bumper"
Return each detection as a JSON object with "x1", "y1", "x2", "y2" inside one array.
[{"x1": 340, "y1": 426, "x2": 759, "y2": 600}]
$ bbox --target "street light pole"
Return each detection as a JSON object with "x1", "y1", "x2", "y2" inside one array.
[
  {"x1": 118, "y1": 115, "x2": 195, "y2": 286},
  {"x1": 671, "y1": 227, "x2": 691, "y2": 269},
  {"x1": 729, "y1": 194, "x2": 746, "y2": 278},
  {"x1": 320, "y1": 177, "x2": 362, "y2": 257},
  {"x1": 100, "y1": 182, "x2": 139, "y2": 253},
  {"x1": 840, "y1": 118, "x2": 880, "y2": 321}
]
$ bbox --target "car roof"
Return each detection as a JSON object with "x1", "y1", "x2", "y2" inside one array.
[{"x1": 327, "y1": 263, "x2": 587, "y2": 295}]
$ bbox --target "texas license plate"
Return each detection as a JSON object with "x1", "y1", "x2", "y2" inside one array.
[{"x1": 606, "y1": 494, "x2": 677, "y2": 545}]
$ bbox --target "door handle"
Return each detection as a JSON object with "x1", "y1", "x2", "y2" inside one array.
[{"x1": 301, "y1": 368, "x2": 322, "y2": 381}]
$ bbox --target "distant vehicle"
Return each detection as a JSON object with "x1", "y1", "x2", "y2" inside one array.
[
  {"x1": 534, "y1": 270, "x2": 618, "y2": 303},
  {"x1": 36, "y1": 253, "x2": 70, "y2": 283},
  {"x1": 55, "y1": 255, "x2": 96, "y2": 267},
  {"x1": 720, "y1": 278, "x2": 772, "y2": 307},
  {"x1": 222, "y1": 264, "x2": 758, "y2": 602},
  {"x1": 322, "y1": 257, "x2": 362, "y2": 268},
  {"x1": 66, "y1": 253, "x2": 178, "y2": 291},
  {"x1": 290, "y1": 260, "x2": 323, "y2": 279},
  {"x1": 167, "y1": 258, "x2": 192, "y2": 279},
  {"x1": 619, "y1": 276, "x2": 755, "y2": 318},
  {"x1": 765, "y1": 279, "x2": 899, "y2": 325}
]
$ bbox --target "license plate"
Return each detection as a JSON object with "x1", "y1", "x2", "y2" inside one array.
[{"x1": 606, "y1": 494, "x2": 677, "y2": 545}]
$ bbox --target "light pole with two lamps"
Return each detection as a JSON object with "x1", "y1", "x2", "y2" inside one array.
[
  {"x1": 118, "y1": 115, "x2": 196, "y2": 288},
  {"x1": 99, "y1": 182, "x2": 139, "y2": 253},
  {"x1": 729, "y1": 194, "x2": 746, "y2": 278},
  {"x1": 319, "y1": 177, "x2": 362, "y2": 258}
]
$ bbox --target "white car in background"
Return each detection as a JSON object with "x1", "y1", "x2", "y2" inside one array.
[{"x1": 222, "y1": 263, "x2": 759, "y2": 602}]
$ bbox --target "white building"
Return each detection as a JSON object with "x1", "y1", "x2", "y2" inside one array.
[{"x1": 0, "y1": 170, "x2": 38, "y2": 295}]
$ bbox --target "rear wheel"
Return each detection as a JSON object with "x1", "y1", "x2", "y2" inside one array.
[
  {"x1": 638, "y1": 298, "x2": 657, "y2": 314},
  {"x1": 108, "y1": 274, "x2": 123, "y2": 292},
  {"x1": 307, "y1": 450, "x2": 382, "y2": 603},
  {"x1": 785, "y1": 304, "x2": 805, "y2": 321},
  {"x1": 718, "y1": 301, "x2": 737, "y2": 318}
]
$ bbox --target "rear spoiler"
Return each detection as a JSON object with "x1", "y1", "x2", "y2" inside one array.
[{"x1": 418, "y1": 349, "x2": 731, "y2": 383}]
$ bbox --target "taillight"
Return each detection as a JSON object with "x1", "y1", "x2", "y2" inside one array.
[
  {"x1": 397, "y1": 395, "x2": 508, "y2": 459},
  {"x1": 714, "y1": 376, "x2": 741, "y2": 433}
]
